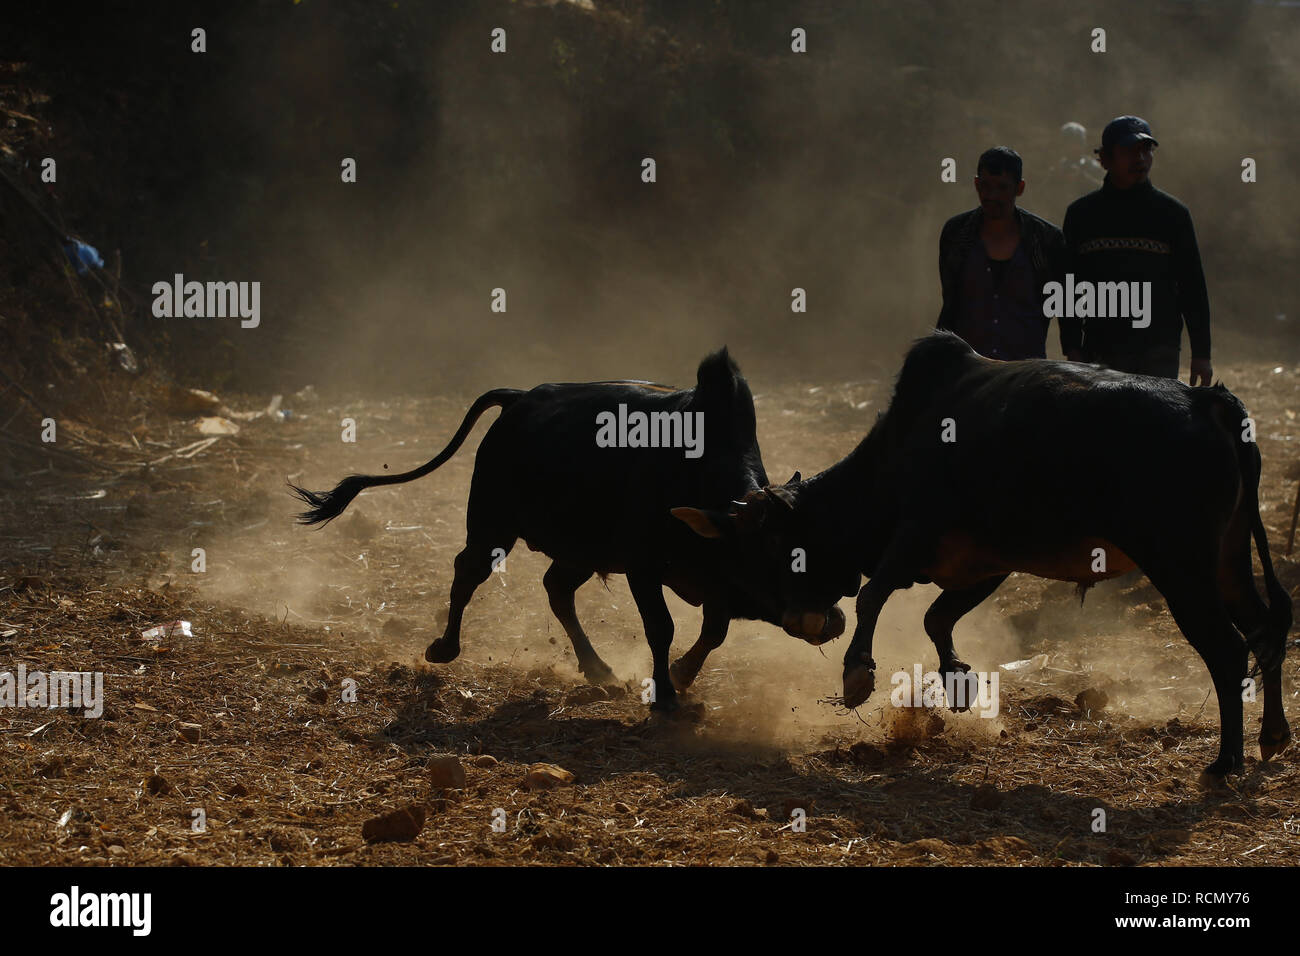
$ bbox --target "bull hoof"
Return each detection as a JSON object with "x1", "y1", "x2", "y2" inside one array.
[
  {"x1": 1260, "y1": 724, "x2": 1292, "y2": 762},
  {"x1": 424, "y1": 639, "x2": 460, "y2": 664},
  {"x1": 1200, "y1": 752, "x2": 1245, "y2": 781},
  {"x1": 940, "y1": 660, "x2": 974, "y2": 712},
  {"x1": 649, "y1": 692, "x2": 680, "y2": 713},
  {"x1": 581, "y1": 659, "x2": 620, "y2": 688},
  {"x1": 842, "y1": 664, "x2": 876, "y2": 709},
  {"x1": 668, "y1": 658, "x2": 699, "y2": 693}
]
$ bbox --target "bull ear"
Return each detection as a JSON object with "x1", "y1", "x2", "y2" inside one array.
[
  {"x1": 671, "y1": 506, "x2": 726, "y2": 539},
  {"x1": 787, "y1": 471, "x2": 801, "y2": 483}
]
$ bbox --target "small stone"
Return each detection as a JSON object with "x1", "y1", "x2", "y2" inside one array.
[
  {"x1": 426, "y1": 754, "x2": 467, "y2": 789},
  {"x1": 473, "y1": 754, "x2": 498, "y2": 768},
  {"x1": 612, "y1": 801, "x2": 632, "y2": 814},
  {"x1": 361, "y1": 804, "x2": 426, "y2": 843},
  {"x1": 765, "y1": 849, "x2": 779, "y2": 865},
  {"x1": 176, "y1": 723, "x2": 201, "y2": 743},
  {"x1": 305, "y1": 686, "x2": 329, "y2": 705},
  {"x1": 524, "y1": 763, "x2": 576, "y2": 790}
]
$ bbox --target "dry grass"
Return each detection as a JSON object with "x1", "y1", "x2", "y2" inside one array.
[{"x1": 1, "y1": 362, "x2": 1298, "y2": 866}]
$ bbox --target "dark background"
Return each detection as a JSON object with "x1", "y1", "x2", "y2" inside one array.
[{"x1": 3, "y1": 0, "x2": 1297, "y2": 396}]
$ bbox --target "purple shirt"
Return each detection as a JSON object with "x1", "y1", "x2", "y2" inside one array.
[{"x1": 948, "y1": 241, "x2": 1049, "y2": 360}]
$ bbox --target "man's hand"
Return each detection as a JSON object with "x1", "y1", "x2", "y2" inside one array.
[{"x1": 1190, "y1": 357, "x2": 1213, "y2": 387}]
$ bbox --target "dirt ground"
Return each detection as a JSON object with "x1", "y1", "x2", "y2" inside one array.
[{"x1": 2, "y1": 360, "x2": 1299, "y2": 867}]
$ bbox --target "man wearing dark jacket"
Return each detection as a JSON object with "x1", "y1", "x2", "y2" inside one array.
[
  {"x1": 938, "y1": 146, "x2": 1068, "y2": 360},
  {"x1": 1061, "y1": 116, "x2": 1213, "y2": 384}
]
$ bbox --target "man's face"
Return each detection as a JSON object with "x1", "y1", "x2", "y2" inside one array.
[
  {"x1": 974, "y1": 169, "x2": 1024, "y2": 220},
  {"x1": 1099, "y1": 140, "x2": 1155, "y2": 188}
]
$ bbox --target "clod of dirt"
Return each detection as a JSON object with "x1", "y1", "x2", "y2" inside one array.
[
  {"x1": 524, "y1": 763, "x2": 576, "y2": 790},
  {"x1": 530, "y1": 827, "x2": 576, "y2": 852},
  {"x1": 1106, "y1": 848, "x2": 1139, "y2": 866},
  {"x1": 900, "y1": 838, "x2": 951, "y2": 858},
  {"x1": 473, "y1": 755, "x2": 498, "y2": 768},
  {"x1": 144, "y1": 773, "x2": 171, "y2": 796},
  {"x1": 361, "y1": 804, "x2": 426, "y2": 844},
  {"x1": 611, "y1": 801, "x2": 633, "y2": 814},
  {"x1": 267, "y1": 828, "x2": 308, "y2": 853},
  {"x1": 36, "y1": 756, "x2": 66, "y2": 778},
  {"x1": 1075, "y1": 688, "x2": 1109, "y2": 715},
  {"x1": 304, "y1": 686, "x2": 329, "y2": 705},
  {"x1": 426, "y1": 754, "x2": 467, "y2": 789},
  {"x1": 888, "y1": 706, "x2": 945, "y2": 744},
  {"x1": 1160, "y1": 736, "x2": 1178, "y2": 750},
  {"x1": 165, "y1": 386, "x2": 223, "y2": 415},
  {"x1": 176, "y1": 722, "x2": 201, "y2": 743},
  {"x1": 849, "y1": 741, "x2": 887, "y2": 766},
  {"x1": 728, "y1": 798, "x2": 759, "y2": 819},
  {"x1": 970, "y1": 784, "x2": 1004, "y2": 810},
  {"x1": 765, "y1": 849, "x2": 779, "y2": 865},
  {"x1": 227, "y1": 782, "x2": 250, "y2": 798}
]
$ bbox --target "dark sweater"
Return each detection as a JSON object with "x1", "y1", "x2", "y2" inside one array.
[{"x1": 1061, "y1": 176, "x2": 1211, "y2": 359}]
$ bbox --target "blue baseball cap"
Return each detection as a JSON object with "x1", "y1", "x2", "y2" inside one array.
[{"x1": 1096, "y1": 115, "x2": 1159, "y2": 153}]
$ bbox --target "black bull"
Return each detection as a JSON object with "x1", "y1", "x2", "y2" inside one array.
[
  {"x1": 677, "y1": 332, "x2": 1292, "y2": 776},
  {"x1": 289, "y1": 349, "x2": 844, "y2": 712}
]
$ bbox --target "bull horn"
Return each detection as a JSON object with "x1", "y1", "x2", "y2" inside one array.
[{"x1": 787, "y1": 471, "x2": 802, "y2": 483}]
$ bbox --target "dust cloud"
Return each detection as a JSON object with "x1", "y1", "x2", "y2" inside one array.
[{"x1": 93, "y1": 0, "x2": 1295, "y2": 749}]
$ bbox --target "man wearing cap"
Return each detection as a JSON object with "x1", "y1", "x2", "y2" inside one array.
[
  {"x1": 938, "y1": 146, "x2": 1068, "y2": 360},
  {"x1": 1061, "y1": 116, "x2": 1213, "y2": 384}
]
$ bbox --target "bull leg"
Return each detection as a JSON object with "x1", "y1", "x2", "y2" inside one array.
[
  {"x1": 627, "y1": 571, "x2": 677, "y2": 711},
  {"x1": 542, "y1": 561, "x2": 619, "y2": 686},
  {"x1": 1219, "y1": 537, "x2": 1291, "y2": 761},
  {"x1": 1145, "y1": 563, "x2": 1248, "y2": 776},
  {"x1": 923, "y1": 574, "x2": 1007, "y2": 710},
  {"x1": 425, "y1": 534, "x2": 515, "y2": 664},
  {"x1": 669, "y1": 598, "x2": 730, "y2": 692},
  {"x1": 842, "y1": 527, "x2": 930, "y2": 709}
]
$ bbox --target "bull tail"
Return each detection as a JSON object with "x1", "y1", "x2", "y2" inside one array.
[
  {"x1": 289, "y1": 388, "x2": 524, "y2": 526},
  {"x1": 1244, "y1": 426, "x2": 1293, "y2": 671},
  {"x1": 1208, "y1": 386, "x2": 1293, "y2": 672}
]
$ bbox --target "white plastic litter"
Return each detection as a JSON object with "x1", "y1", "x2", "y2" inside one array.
[
  {"x1": 141, "y1": 621, "x2": 192, "y2": 642},
  {"x1": 998, "y1": 654, "x2": 1049, "y2": 672}
]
